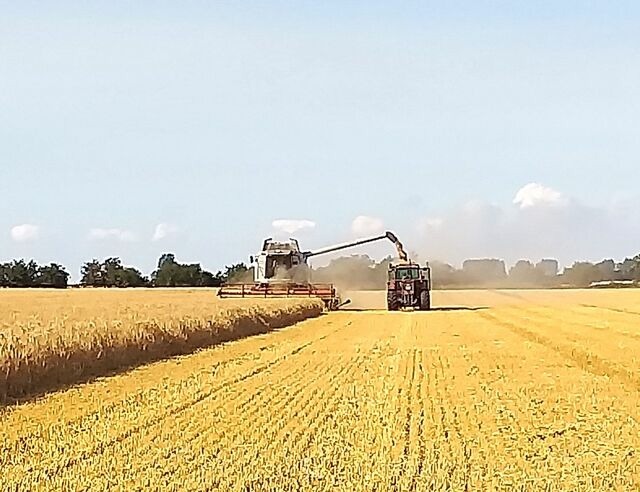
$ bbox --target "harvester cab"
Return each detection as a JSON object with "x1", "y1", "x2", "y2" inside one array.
[
  {"x1": 253, "y1": 238, "x2": 306, "y2": 283},
  {"x1": 218, "y1": 231, "x2": 409, "y2": 310},
  {"x1": 387, "y1": 262, "x2": 432, "y2": 311}
]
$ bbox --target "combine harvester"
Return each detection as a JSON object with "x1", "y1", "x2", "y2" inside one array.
[{"x1": 218, "y1": 231, "x2": 408, "y2": 310}]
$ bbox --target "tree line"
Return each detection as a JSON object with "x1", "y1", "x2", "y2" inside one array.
[
  {"x1": 1, "y1": 252, "x2": 639, "y2": 289},
  {"x1": 445, "y1": 255, "x2": 640, "y2": 288},
  {"x1": 312, "y1": 254, "x2": 640, "y2": 290},
  {"x1": 0, "y1": 260, "x2": 69, "y2": 288},
  {"x1": 0, "y1": 255, "x2": 249, "y2": 289}
]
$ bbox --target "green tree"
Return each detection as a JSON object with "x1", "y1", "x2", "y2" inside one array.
[
  {"x1": 0, "y1": 263, "x2": 8, "y2": 287},
  {"x1": 7, "y1": 260, "x2": 35, "y2": 287},
  {"x1": 103, "y1": 257, "x2": 124, "y2": 287},
  {"x1": 37, "y1": 263, "x2": 70, "y2": 288},
  {"x1": 120, "y1": 267, "x2": 148, "y2": 287},
  {"x1": 223, "y1": 263, "x2": 252, "y2": 283},
  {"x1": 152, "y1": 254, "x2": 218, "y2": 287},
  {"x1": 80, "y1": 259, "x2": 104, "y2": 287},
  {"x1": 0, "y1": 260, "x2": 68, "y2": 288},
  {"x1": 152, "y1": 254, "x2": 179, "y2": 287},
  {"x1": 81, "y1": 258, "x2": 149, "y2": 288},
  {"x1": 199, "y1": 270, "x2": 221, "y2": 287}
]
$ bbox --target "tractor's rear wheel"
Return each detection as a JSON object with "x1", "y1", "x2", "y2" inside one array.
[
  {"x1": 419, "y1": 291, "x2": 431, "y2": 311},
  {"x1": 387, "y1": 291, "x2": 399, "y2": 311}
]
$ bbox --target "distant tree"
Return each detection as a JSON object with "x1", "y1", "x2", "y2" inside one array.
[
  {"x1": 0, "y1": 260, "x2": 69, "y2": 288},
  {"x1": 535, "y1": 259, "x2": 559, "y2": 277},
  {"x1": 81, "y1": 258, "x2": 148, "y2": 288},
  {"x1": 26, "y1": 260, "x2": 39, "y2": 286},
  {"x1": 223, "y1": 263, "x2": 252, "y2": 283},
  {"x1": 595, "y1": 259, "x2": 616, "y2": 281},
  {"x1": 37, "y1": 263, "x2": 70, "y2": 288},
  {"x1": 200, "y1": 270, "x2": 221, "y2": 287},
  {"x1": 462, "y1": 259, "x2": 507, "y2": 285},
  {"x1": 152, "y1": 254, "x2": 180, "y2": 287},
  {"x1": 119, "y1": 267, "x2": 148, "y2": 287},
  {"x1": 0, "y1": 263, "x2": 8, "y2": 287},
  {"x1": 429, "y1": 261, "x2": 459, "y2": 289},
  {"x1": 509, "y1": 260, "x2": 537, "y2": 285},
  {"x1": 561, "y1": 262, "x2": 601, "y2": 287},
  {"x1": 619, "y1": 258, "x2": 636, "y2": 278},
  {"x1": 152, "y1": 254, "x2": 219, "y2": 287},
  {"x1": 314, "y1": 255, "x2": 379, "y2": 290},
  {"x1": 81, "y1": 259, "x2": 104, "y2": 287},
  {"x1": 157, "y1": 253, "x2": 177, "y2": 270},
  {"x1": 103, "y1": 257, "x2": 124, "y2": 287},
  {"x1": 632, "y1": 254, "x2": 640, "y2": 281},
  {"x1": 177, "y1": 263, "x2": 203, "y2": 286},
  {"x1": 5, "y1": 260, "x2": 38, "y2": 287},
  {"x1": 373, "y1": 257, "x2": 393, "y2": 287}
]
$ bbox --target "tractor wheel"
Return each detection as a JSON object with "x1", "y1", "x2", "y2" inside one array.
[
  {"x1": 419, "y1": 291, "x2": 431, "y2": 311},
  {"x1": 387, "y1": 291, "x2": 399, "y2": 311}
]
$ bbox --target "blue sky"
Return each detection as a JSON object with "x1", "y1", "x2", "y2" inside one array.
[{"x1": 2, "y1": 1, "x2": 639, "y2": 278}]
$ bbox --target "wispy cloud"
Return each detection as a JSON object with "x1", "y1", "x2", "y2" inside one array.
[
  {"x1": 88, "y1": 228, "x2": 136, "y2": 242},
  {"x1": 513, "y1": 183, "x2": 569, "y2": 209},
  {"x1": 152, "y1": 223, "x2": 178, "y2": 242},
  {"x1": 272, "y1": 219, "x2": 316, "y2": 234},
  {"x1": 10, "y1": 224, "x2": 40, "y2": 242},
  {"x1": 417, "y1": 183, "x2": 640, "y2": 266},
  {"x1": 351, "y1": 215, "x2": 384, "y2": 236}
]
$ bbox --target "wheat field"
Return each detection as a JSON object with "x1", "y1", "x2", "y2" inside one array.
[
  {"x1": 2, "y1": 289, "x2": 640, "y2": 490},
  {"x1": 0, "y1": 289, "x2": 323, "y2": 402}
]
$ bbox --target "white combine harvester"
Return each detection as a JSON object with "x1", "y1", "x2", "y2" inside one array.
[{"x1": 218, "y1": 231, "x2": 408, "y2": 310}]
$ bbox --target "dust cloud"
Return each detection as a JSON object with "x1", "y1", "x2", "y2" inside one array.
[
  {"x1": 416, "y1": 188, "x2": 640, "y2": 268},
  {"x1": 310, "y1": 255, "x2": 392, "y2": 292}
]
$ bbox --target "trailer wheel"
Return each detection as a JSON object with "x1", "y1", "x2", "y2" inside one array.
[{"x1": 419, "y1": 291, "x2": 431, "y2": 311}]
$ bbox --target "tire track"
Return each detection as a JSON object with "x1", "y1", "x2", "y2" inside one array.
[
  {"x1": 510, "y1": 304, "x2": 640, "y2": 343},
  {"x1": 490, "y1": 305, "x2": 640, "y2": 368},
  {"x1": 580, "y1": 304, "x2": 640, "y2": 317},
  {"x1": 235, "y1": 351, "x2": 366, "y2": 490},
  {"x1": 1, "y1": 318, "x2": 338, "y2": 459},
  {"x1": 388, "y1": 348, "x2": 415, "y2": 491},
  {"x1": 8, "y1": 323, "x2": 346, "y2": 484},
  {"x1": 409, "y1": 349, "x2": 425, "y2": 492},
  {"x1": 478, "y1": 311, "x2": 640, "y2": 390},
  {"x1": 156, "y1": 324, "x2": 362, "y2": 489},
  {"x1": 82, "y1": 356, "x2": 323, "y2": 486}
]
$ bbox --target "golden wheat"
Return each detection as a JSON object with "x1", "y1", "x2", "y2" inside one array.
[
  {"x1": 0, "y1": 289, "x2": 323, "y2": 402},
  {"x1": 2, "y1": 289, "x2": 640, "y2": 491}
]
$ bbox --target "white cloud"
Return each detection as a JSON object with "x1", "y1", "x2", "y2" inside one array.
[
  {"x1": 89, "y1": 228, "x2": 136, "y2": 242},
  {"x1": 416, "y1": 184, "x2": 640, "y2": 267},
  {"x1": 272, "y1": 219, "x2": 316, "y2": 234},
  {"x1": 10, "y1": 224, "x2": 40, "y2": 242},
  {"x1": 351, "y1": 215, "x2": 384, "y2": 236},
  {"x1": 513, "y1": 183, "x2": 569, "y2": 209},
  {"x1": 424, "y1": 217, "x2": 444, "y2": 228},
  {"x1": 152, "y1": 223, "x2": 178, "y2": 242}
]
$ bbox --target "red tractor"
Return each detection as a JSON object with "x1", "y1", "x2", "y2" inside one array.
[{"x1": 387, "y1": 262, "x2": 432, "y2": 311}]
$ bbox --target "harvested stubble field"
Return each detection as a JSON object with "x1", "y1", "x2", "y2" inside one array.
[{"x1": 2, "y1": 289, "x2": 640, "y2": 491}]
